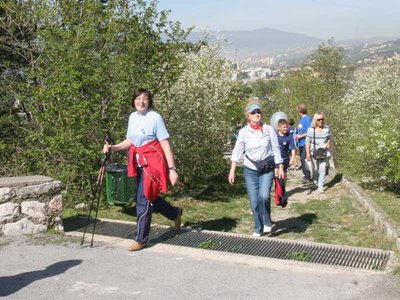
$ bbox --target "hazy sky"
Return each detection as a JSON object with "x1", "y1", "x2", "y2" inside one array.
[{"x1": 157, "y1": 0, "x2": 400, "y2": 40}]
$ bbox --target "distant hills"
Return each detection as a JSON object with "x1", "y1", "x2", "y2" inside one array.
[
  {"x1": 342, "y1": 38, "x2": 400, "y2": 64},
  {"x1": 187, "y1": 27, "x2": 397, "y2": 59},
  {"x1": 336, "y1": 36, "x2": 396, "y2": 48},
  {"x1": 188, "y1": 28, "x2": 323, "y2": 58}
]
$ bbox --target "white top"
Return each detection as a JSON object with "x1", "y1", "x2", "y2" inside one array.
[
  {"x1": 231, "y1": 124, "x2": 283, "y2": 170},
  {"x1": 126, "y1": 109, "x2": 169, "y2": 147},
  {"x1": 306, "y1": 125, "x2": 331, "y2": 153}
]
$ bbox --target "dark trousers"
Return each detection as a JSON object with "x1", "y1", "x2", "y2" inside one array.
[
  {"x1": 135, "y1": 167, "x2": 179, "y2": 244},
  {"x1": 299, "y1": 146, "x2": 311, "y2": 180}
]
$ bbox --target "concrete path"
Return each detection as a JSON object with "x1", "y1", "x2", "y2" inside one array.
[{"x1": 1, "y1": 234, "x2": 399, "y2": 300}]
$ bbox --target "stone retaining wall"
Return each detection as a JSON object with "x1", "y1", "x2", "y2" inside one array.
[
  {"x1": 342, "y1": 177, "x2": 400, "y2": 249},
  {"x1": 0, "y1": 176, "x2": 63, "y2": 235}
]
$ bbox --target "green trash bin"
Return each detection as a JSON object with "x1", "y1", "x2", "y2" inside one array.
[{"x1": 105, "y1": 163, "x2": 136, "y2": 207}]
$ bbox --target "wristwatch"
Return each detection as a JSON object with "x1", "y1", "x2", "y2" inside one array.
[{"x1": 169, "y1": 167, "x2": 177, "y2": 171}]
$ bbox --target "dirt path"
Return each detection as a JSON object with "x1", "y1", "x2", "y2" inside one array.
[{"x1": 270, "y1": 166, "x2": 345, "y2": 240}]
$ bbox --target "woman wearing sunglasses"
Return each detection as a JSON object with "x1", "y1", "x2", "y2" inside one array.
[
  {"x1": 229, "y1": 102, "x2": 284, "y2": 237},
  {"x1": 305, "y1": 112, "x2": 331, "y2": 193}
]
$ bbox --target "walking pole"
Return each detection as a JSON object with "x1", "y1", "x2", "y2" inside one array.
[{"x1": 81, "y1": 135, "x2": 113, "y2": 247}]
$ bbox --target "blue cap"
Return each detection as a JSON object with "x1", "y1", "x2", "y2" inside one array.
[{"x1": 247, "y1": 103, "x2": 261, "y2": 113}]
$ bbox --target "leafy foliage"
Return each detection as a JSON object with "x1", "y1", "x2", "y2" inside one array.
[
  {"x1": 157, "y1": 44, "x2": 237, "y2": 185},
  {"x1": 275, "y1": 39, "x2": 347, "y2": 120},
  {"x1": 249, "y1": 78, "x2": 281, "y2": 99},
  {"x1": 339, "y1": 61, "x2": 400, "y2": 187},
  {"x1": 274, "y1": 39, "x2": 349, "y2": 168},
  {"x1": 1, "y1": 0, "x2": 189, "y2": 206},
  {"x1": 0, "y1": 1, "x2": 244, "y2": 204}
]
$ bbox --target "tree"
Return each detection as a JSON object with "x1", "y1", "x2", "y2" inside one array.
[
  {"x1": 339, "y1": 61, "x2": 400, "y2": 188},
  {"x1": 250, "y1": 79, "x2": 281, "y2": 99},
  {"x1": 157, "y1": 44, "x2": 236, "y2": 185},
  {"x1": 274, "y1": 40, "x2": 348, "y2": 168},
  {"x1": 0, "y1": 0, "x2": 189, "y2": 206},
  {"x1": 0, "y1": 0, "x2": 40, "y2": 173},
  {"x1": 276, "y1": 39, "x2": 346, "y2": 117}
]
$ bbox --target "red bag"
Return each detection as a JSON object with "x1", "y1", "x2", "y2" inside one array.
[{"x1": 274, "y1": 176, "x2": 288, "y2": 208}]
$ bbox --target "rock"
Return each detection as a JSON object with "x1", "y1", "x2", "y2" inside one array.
[
  {"x1": 54, "y1": 216, "x2": 64, "y2": 232},
  {"x1": 75, "y1": 203, "x2": 87, "y2": 209},
  {"x1": 17, "y1": 181, "x2": 62, "y2": 199},
  {"x1": 21, "y1": 201, "x2": 46, "y2": 222},
  {"x1": 0, "y1": 187, "x2": 15, "y2": 203},
  {"x1": 49, "y1": 195, "x2": 63, "y2": 211},
  {"x1": 3, "y1": 218, "x2": 47, "y2": 235},
  {"x1": 0, "y1": 202, "x2": 20, "y2": 222}
]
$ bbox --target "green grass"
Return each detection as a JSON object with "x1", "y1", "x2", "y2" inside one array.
[
  {"x1": 367, "y1": 190, "x2": 400, "y2": 224},
  {"x1": 63, "y1": 171, "x2": 396, "y2": 252},
  {"x1": 288, "y1": 250, "x2": 312, "y2": 262},
  {"x1": 289, "y1": 196, "x2": 395, "y2": 250},
  {"x1": 199, "y1": 239, "x2": 222, "y2": 250},
  {"x1": 65, "y1": 172, "x2": 254, "y2": 234}
]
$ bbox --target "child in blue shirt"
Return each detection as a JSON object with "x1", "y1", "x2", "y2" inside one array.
[{"x1": 277, "y1": 119, "x2": 297, "y2": 179}]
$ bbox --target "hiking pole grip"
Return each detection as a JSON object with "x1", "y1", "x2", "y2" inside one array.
[{"x1": 104, "y1": 133, "x2": 114, "y2": 161}]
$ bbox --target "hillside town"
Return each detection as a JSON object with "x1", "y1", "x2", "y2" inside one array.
[{"x1": 231, "y1": 38, "x2": 400, "y2": 82}]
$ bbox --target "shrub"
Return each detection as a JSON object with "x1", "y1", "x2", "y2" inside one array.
[{"x1": 339, "y1": 61, "x2": 400, "y2": 188}]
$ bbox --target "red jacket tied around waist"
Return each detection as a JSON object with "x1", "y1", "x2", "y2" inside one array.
[{"x1": 127, "y1": 140, "x2": 169, "y2": 202}]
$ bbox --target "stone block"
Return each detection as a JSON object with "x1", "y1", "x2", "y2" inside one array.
[
  {"x1": 49, "y1": 194, "x2": 63, "y2": 211},
  {"x1": 2, "y1": 218, "x2": 47, "y2": 235},
  {"x1": 17, "y1": 181, "x2": 62, "y2": 199},
  {"x1": 0, "y1": 187, "x2": 15, "y2": 203},
  {"x1": 0, "y1": 202, "x2": 20, "y2": 222},
  {"x1": 21, "y1": 201, "x2": 46, "y2": 222},
  {"x1": 54, "y1": 216, "x2": 64, "y2": 232}
]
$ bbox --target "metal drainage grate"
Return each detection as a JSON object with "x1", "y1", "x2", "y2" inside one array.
[{"x1": 65, "y1": 218, "x2": 392, "y2": 271}]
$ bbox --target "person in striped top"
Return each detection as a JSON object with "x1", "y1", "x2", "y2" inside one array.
[{"x1": 305, "y1": 112, "x2": 331, "y2": 193}]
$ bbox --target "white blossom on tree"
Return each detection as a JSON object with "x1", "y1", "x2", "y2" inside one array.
[
  {"x1": 157, "y1": 44, "x2": 236, "y2": 185},
  {"x1": 340, "y1": 61, "x2": 400, "y2": 183}
]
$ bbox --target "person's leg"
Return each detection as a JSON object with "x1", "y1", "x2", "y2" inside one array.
[
  {"x1": 318, "y1": 160, "x2": 327, "y2": 191},
  {"x1": 259, "y1": 171, "x2": 274, "y2": 228},
  {"x1": 243, "y1": 167, "x2": 263, "y2": 235},
  {"x1": 299, "y1": 146, "x2": 311, "y2": 181},
  {"x1": 311, "y1": 158, "x2": 319, "y2": 187},
  {"x1": 134, "y1": 168, "x2": 153, "y2": 245},
  {"x1": 283, "y1": 159, "x2": 289, "y2": 184}
]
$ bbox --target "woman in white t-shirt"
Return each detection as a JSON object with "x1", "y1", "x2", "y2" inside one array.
[{"x1": 103, "y1": 89, "x2": 181, "y2": 251}]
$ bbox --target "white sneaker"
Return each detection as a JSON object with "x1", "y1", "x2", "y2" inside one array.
[
  {"x1": 318, "y1": 188, "x2": 325, "y2": 194},
  {"x1": 263, "y1": 225, "x2": 272, "y2": 233},
  {"x1": 252, "y1": 232, "x2": 261, "y2": 237}
]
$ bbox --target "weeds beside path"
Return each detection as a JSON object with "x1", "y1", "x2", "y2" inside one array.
[
  {"x1": 64, "y1": 166, "x2": 396, "y2": 252},
  {"x1": 276, "y1": 168, "x2": 394, "y2": 250}
]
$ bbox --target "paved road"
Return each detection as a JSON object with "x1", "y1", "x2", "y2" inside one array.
[{"x1": 1, "y1": 234, "x2": 399, "y2": 299}]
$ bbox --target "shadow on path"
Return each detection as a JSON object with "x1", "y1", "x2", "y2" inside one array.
[
  {"x1": 286, "y1": 186, "x2": 312, "y2": 197},
  {"x1": 185, "y1": 217, "x2": 238, "y2": 232},
  {"x1": 271, "y1": 213, "x2": 317, "y2": 237},
  {"x1": 325, "y1": 173, "x2": 342, "y2": 189},
  {"x1": 0, "y1": 259, "x2": 82, "y2": 297}
]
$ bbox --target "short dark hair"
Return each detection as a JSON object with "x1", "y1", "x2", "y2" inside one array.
[
  {"x1": 297, "y1": 104, "x2": 307, "y2": 114},
  {"x1": 278, "y1": 119, "x2": 288, "y2": 126},
  {"x1": 289, "y1": 119, "x2": 295, "y2": 126},
  {"x1": 131, "y1": 88, "x2": 153, "y2": 108}
]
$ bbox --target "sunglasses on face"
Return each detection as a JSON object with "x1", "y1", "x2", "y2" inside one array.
[{"x1": 250, "y1": 110, "x2": 262, "y2": 115}]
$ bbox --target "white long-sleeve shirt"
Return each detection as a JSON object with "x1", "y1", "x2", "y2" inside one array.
[{"x1": 231, "y1": 124, "x2": 283, "y2": 170}]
